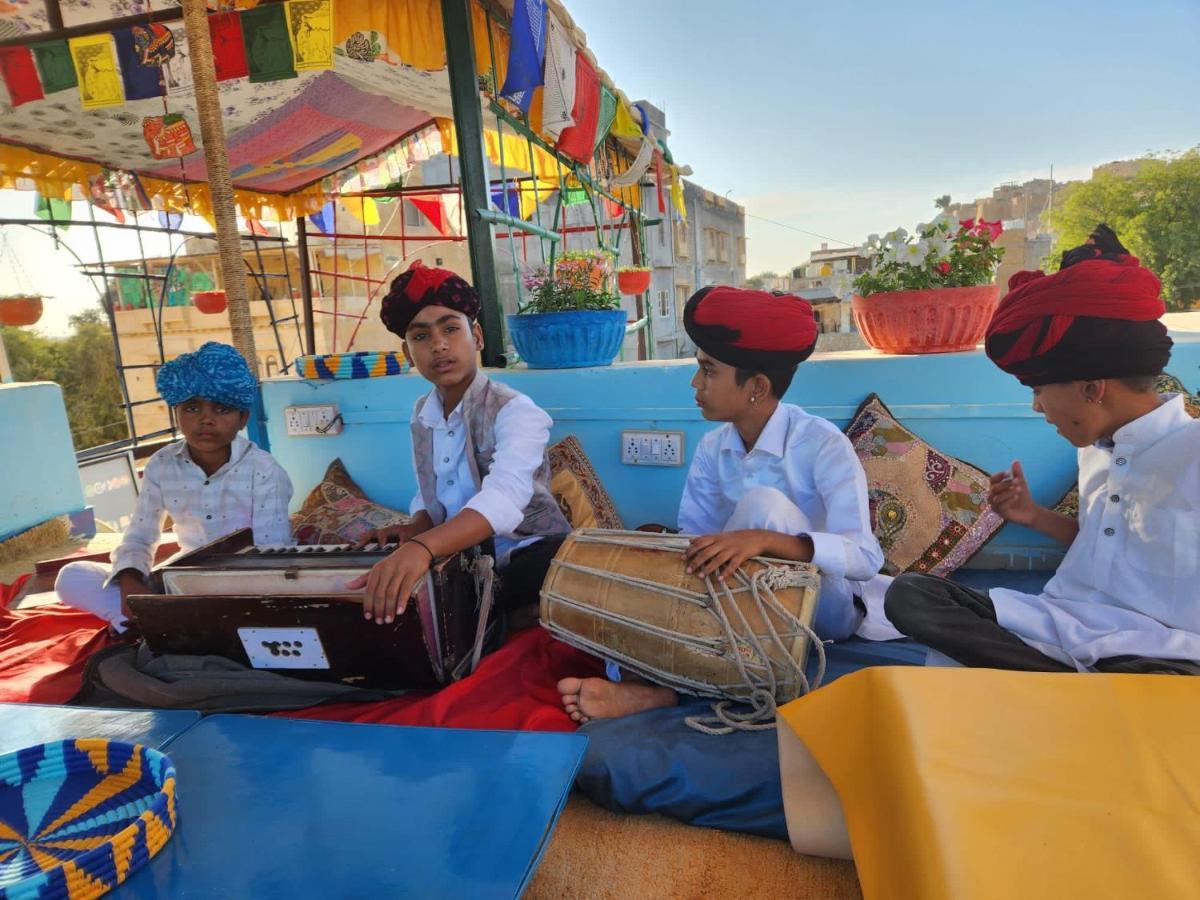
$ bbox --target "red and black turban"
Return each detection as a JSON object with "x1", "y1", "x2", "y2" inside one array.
[
  {"x1": 984, "y1": 225, "x2": 1172, "y2": 386},
  {"x1": 683, "y1": 286, "x2": 819, "y2": 370},
  {"x1": 380, "y1": 261, "x2": 481, "y2": 337}
]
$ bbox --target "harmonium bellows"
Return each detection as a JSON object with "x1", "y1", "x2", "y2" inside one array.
[{"x1": 126, "y1": 528, "x2": 498, "y2": 690}]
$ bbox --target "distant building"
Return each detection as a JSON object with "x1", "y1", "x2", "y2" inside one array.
[
  {"x1": 788, "y1": 243, "x2": 869, "y2": 335},
  {"x1": 945, "y1": 178, "x2": 1062, "y2": 288}
]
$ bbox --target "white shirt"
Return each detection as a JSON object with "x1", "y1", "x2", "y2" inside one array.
[
  {"x1": 109, "y1": 436, "x2": 294, "y2": 581},
  {"x1": 992, "y1": 394, "x2": 1200, "y2": 668},
  {"x1": 678, "y1": 402, "x2": 884, "y2": 582},
  {"x1": 409, "y1": 382, "x2": 551, "y2": 565}
]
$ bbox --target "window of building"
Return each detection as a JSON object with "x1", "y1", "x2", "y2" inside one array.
[
  {"x1": 264, "y1": 354, "x2": 278, "y2": 377},
  {"x1": 403, "y1": 199, "x2": 424, "y2": 228},
  {"x1": 675, "y1": 283, "x2": 692, "y2": 320},
  {"x1": 736, "y1": 237, "x2": 746, "y2": 266},
  {"x1": 657, "y1": 290, "x2": 670, "y2": 318},
  {"x1": 674, "y1": 221, "x2": 690, "y2": 258},
  {"x1": 717, "y1": 232, "x2": 729, "y2": 264},
  {"x1": 704, "y1": 228, "x2": 717, "y2": 262}
]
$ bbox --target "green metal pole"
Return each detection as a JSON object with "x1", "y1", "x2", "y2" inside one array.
[{"x1": 441, "y1": 0, "x2": 505, "y2": 367}]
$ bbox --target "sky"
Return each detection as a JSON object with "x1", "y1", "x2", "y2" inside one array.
[
  {"x1": 568, "y1": 0, "x2": 1200, "y2": 275},
  {"x1": 2, "y1": 0, "x2": 1197, "y2": 334}
]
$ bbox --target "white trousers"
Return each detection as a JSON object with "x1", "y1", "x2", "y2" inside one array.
[{"x1": 55, "y1": 561, "x2": 128, "y2": 631}]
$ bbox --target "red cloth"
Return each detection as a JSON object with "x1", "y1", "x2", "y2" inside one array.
[
  {"x1": 693, "y1": 286, "x2": 818, "y2": 353},
  {"x1": 0, "y1": 46, "x2": 45, "y2": 107},
  {"x1": 986, "y1": 256, "x2": 1164, "y2": 369},
  {"x1": 555, "y1": 54, "x2": 600, "y2": 164},
  {"x1": 210, "y1": 11, "x2": 249, "y2": 82},
  {"x1": 0, "y1": 580, "x2": 113, "y2": 704},
  {"x1": 278, "y1": 628, "x2": 603, "y2": 732}
]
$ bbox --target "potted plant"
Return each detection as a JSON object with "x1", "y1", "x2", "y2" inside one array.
[
  {"x1": 0, "y1": 294, "x2": 44, "y2": 327},
  {"x1": 617, "y1": 265, "x2": 652, "y2": 295},
  {"x1": 507, "y1": 250, "x2": 627, "y2": 368},
  {"x1": 838, "y1": 213, "x2": 1005, "y2": 354},
  {"x1": 191, "y1": 290, "x2": 227, "y2": 315}
]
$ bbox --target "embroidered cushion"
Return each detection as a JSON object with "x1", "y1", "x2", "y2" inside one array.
[
  {"x1": 291, "y1": 459, "x2": 410, "y2": 545},
  {"x1": 548, "y1": 436, "x2": 623, "y2": 530},
  {"x1": 1054, "y1": 373, "x2": 1200, "y2": 517},
  {"x1": 844, "y1": 393, "x2": 1003, "y2": 576}
]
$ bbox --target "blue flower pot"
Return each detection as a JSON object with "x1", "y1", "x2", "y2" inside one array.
[{"x1": 507, "y1": 309, "x2": 628, "y2": 369}]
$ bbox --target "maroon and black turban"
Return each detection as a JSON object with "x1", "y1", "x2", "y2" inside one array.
[
  {"x1": 984, "y1": 225, "x2": 1172, "y2": 386},
  {"x1": 683, "y1": 286, "x2": 819, "y2": 370},
  {"x1": 380, "y1": 261, "x2": 481, "y2": 337}
]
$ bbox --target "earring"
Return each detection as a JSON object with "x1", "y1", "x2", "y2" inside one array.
[{"x1": 750, "y1": 395, "x2": 758, "y2": 405}]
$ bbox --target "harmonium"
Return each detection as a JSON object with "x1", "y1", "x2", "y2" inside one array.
[{"x1": 125, "y1": 529, "x2": 499, "y2": 690}]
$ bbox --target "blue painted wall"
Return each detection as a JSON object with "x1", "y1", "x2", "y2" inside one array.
[
  {"x1": 0, "y1": 382, "x2": 86, "y2": 540},
  {"x1": 263, "y1": 333, "x2": 1200, "y2": 569}
]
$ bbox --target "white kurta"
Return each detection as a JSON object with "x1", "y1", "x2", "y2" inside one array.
[{"x1": 991, "y1": 394, "x2": 1200, "y2": 669}]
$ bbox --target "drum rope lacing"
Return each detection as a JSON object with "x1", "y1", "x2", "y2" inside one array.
[{"x1": 543, "y1": 531, "x2": 826, "y2": 735}]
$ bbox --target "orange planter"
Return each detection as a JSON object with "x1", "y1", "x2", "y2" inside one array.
[
  {"x1": 0, "y1": 295, "x2": 43, "y2": 326},
  {"x1": 617, "y1": 269, "x2": 651, "y2": 295},
  {"x1": 851, "y1": 285, "x2": 1000, "y2": 354},
  {"x1": 192, "y1": 290, "x2": 228, "y2": 315}
]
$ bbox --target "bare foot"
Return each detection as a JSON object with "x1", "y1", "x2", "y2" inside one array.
[{"x1": 557, "y1": 676, "x2": 676, "y2": 723}]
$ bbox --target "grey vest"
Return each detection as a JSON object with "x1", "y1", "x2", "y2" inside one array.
[{"x1": 411, "y1": 373, "x2": 571, "y2": 538}]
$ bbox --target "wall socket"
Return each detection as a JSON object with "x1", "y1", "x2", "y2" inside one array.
[
  {"x1": 621, "y1": 430, "x2": 684, "y2": 466},
  {"x1": 284, "y1": 405, "x2": 342, "y2": 436}
]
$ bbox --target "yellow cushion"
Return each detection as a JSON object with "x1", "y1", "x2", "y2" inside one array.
[{"x1": 778, "y1": 667, "x2": 1200, "y2": 899}]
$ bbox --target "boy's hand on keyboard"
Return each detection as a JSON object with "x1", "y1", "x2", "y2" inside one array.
[
  {"x1": 355, "y1": 522, "x2": 421, "y2": 549},
  {"x1": 345, "y1": 543, "x2": 431, "y2": 624}
]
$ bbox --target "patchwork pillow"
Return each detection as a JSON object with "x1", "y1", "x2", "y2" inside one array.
[
  {"x1": 291, "y1": 459, "x2": 410, "y2": 545},
  {"x1": 548, "y1": 435, "x2": 623, "y2": 530},
  {"x1": 1054, "y1": 373, "x2": 1200, "y2": 517},
  {"x1": 845, "y1": 394, "x2": 1003, "y2": 576}
]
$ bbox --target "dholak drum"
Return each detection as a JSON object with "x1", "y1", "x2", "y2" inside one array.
[{"x1": 540, "y1": 529, "x2": 823, "y2": 708}]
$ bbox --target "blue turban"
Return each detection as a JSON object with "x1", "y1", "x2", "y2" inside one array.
[{"x1": 156, "y1": 342, "x2": 258, "y2": 410}]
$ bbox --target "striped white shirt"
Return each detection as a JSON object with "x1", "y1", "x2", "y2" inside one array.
[{"x1": 108, "y1": 436, "x2": 293, "y2": 580}]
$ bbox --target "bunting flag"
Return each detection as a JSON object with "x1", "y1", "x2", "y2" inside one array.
[
  {"x1": 539, "y1": 12, "x2": 576, "y2": 140},
  {"x1": 342, "y1": 196, "x2": 379, "y2": 226},
  {"x1": 308, "y1": 200, "x2": 336, "y2": 234},
  {"x1": 609, "y1": 97, "x2": 643, "y2": 140},
  {"x1": 242, "y1": 3, "x2": 297, "y2": 82},
  {"x1": 593, "y1": 86, "x2": 617, "y2": 154},
  {"x1": 246, "y1": 218, "x2": 271, "y2": 236},
  {"x1": 69, "y1": 34, "x2": 124, "y2": 109},
  {"x1": 491, "y1": 182, "x2": 522, "y2": 218},
  {"x1": 158, "y1": 211, "x2": 184, "y2": 231},
  {"x1": 35, "y1": 193, "x2": 72, "y2": 226},
  {"x1": 670, "y1": 165, "x2": 687, "y2": 223},
  {"x1": 210, "y1": 11, "x2": 249, "y2": 81},
  {"x1": 0, "y1": 46, "x2": 44, "y2": 107},
  {"x1": 499, "y1": 0, "x2": 547, "y2": 114},
  {"x1": 555, "y1": 53, "x2": 600, "y2": 164},
  {"x1": 163, "y1": 25, "x2": 194, "y2": 95},
  {"x1": 563, "y1": 186, "x2": 588, "y2": 205},
  {"x1": 286, "y1": 0, "x2": 334, "y2": 72},
  {"x1": 30, "y1": 40, "x2": 76, "y2": 94},
  {"x1": 113, "y1": 27, "x2": 165, "y2": 100},
  {"x1": 408, "y1": 197, "x2": 446, "y2": 234},
  {"x1": 87, "y1": 174, "x2": 125, "y2": 224},
  {"x1": 604, "y1": 197, "x2": 624, "y2": 219}
]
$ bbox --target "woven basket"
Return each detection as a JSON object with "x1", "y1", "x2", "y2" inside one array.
[
  {"x1": 0, "y1": 739, "x2": 178, "y2": 899},
  {"x1": 295, "y1": 351, "x2": 407, "y2": 380}
]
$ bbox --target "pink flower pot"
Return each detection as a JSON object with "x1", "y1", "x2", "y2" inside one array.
[{"x1": 851, "y1": 285, "x2": 1000, "y2": 354}]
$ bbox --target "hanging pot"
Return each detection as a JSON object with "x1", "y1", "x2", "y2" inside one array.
[
  {"x1": 192, "y1": 290, "x2": 227, "y2": 315},
  {"x1": 0, "y1": 295, "x2": 44, "y2": 326},
  {"x1": 617, "y1": 269, "x2": 652, "y2": 295}
]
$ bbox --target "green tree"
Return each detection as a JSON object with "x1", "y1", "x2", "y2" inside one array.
[
  {"x1": 746, "y1": 270, "x2": 780, "y2": 290},
  {"x1": 1046, "y1": 149, "x2": 1200, "y2": 311},
  {"x1": 4, "y1": 305, "x2": 129, "y2": 451}
]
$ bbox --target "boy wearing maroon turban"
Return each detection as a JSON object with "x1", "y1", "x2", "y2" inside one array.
[
  {"x1": 348, "y1": 262, "x2": 570, "y2": 625},
  {"x1": 884, "y1": 226, "x2": 1199, "y2": 674},
  {"x1": 559, "y1": 286, "x2": 887, "y2": 721}
]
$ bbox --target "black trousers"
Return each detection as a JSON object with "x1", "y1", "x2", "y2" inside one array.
[
  {"x1": 884, "y1": 573, "x2": 1200, "y2": 675},
  {"x1": 494, "y1": 535, "x2": 566, "y2": 614}
]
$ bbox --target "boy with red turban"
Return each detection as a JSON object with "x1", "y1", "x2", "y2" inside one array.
[
  {"x1": 559, "y1": 286, "x2": 887, "y2": 721},
  {"x1": 348, "y1": 262, "x2": 570, "y2": 624},
  {"x1": 884, "y1": 226, "x2": 1199, "y2": 674}
]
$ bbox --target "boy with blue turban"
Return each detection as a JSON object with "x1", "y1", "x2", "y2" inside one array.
[{"x1": 56, "y1": 342, "x2": 293, "y2": 632}]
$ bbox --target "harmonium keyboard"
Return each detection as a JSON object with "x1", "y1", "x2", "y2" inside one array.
[{"x1": 126, "y1": 528, "x2": 499, "y2": 690}]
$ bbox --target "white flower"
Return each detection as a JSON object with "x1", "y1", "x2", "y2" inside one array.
[
  {"x1": 926, "y1": 235, "x2": 954, "y2": 259},
  {"x1": 880, "y1": 243, "x2": 901, "y2": 265},
  {"x1": 884, "y1": 227, "x2": 908, "y2": 244},
  {"x1": 898, "y1": 239, "x2": 929, "y2": 266},
  {"x1": 930, "y1": 213, "x2": 958, "y2": 235},
  {"x1": 916, "y1": 221, "x2": 932, "y2": 236}
]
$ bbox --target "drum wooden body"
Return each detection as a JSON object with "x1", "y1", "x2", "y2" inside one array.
[{"x1": 540, "y1": 529, "x2": 821, "y2": 702}]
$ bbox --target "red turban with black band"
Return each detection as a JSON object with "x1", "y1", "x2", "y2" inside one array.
[
  {"x1": 380, "y1": 261, "x2": 481, "y2": 337},
  {"x1": 683, "y1": 286, "x2": 819, "y2": 370},
  {"x1": 984, "y1": 226, "x2": 1172, "y2": 386}
]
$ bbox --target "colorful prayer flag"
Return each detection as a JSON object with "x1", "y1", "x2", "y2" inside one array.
[
  {"x1": 69, "y1": 34, "x2": 124, "y2": 109},
  {"x1": 555, "y1": 54, "x2": 601, "y2": 164},
  {"x1": 0, "y1": 46, "x2": 44, "y2": 107},
  {"x1": 308, "y1": 200, "x2": 336, "y2": 234},
  {"x1": 242, "y1": 4, "x2": 297, "y2": 83},
  {"x1": 163, "y1": 25, "x2": 194, "y2": 96},
  {"x1": 34, "y1": 193, "x2": 72, "y2": 227},
  {"x1": 286, "y1": 0, "x2": 333, "y2": 71},
  {"x1": 342, "y1": 196, "x2": 379, "y2": 226},
  {"x1": 593, "y1": 87, "x2": 617, "y2": 154},
  {"x1": 408, "y1": 197, "x2": 446, "y2": 235},
  {"x1": 210, "y1": 12, "x2": 249, "y2": 82},
  {"x1": 499, "y1": 0, "x2": 546, "y2": 114},
  {"x1": 132, "y1": 23, "x2": 176, "y2": 66},
  {"x1": 539, "y1": 12, "x2": 576, "y2": 140},
  {"x1": 113, "y1": 27, "x2": 165, "y2": 101},
  {"x1": 30, "y1": 40, "x2": 76, "y2": 95}
]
